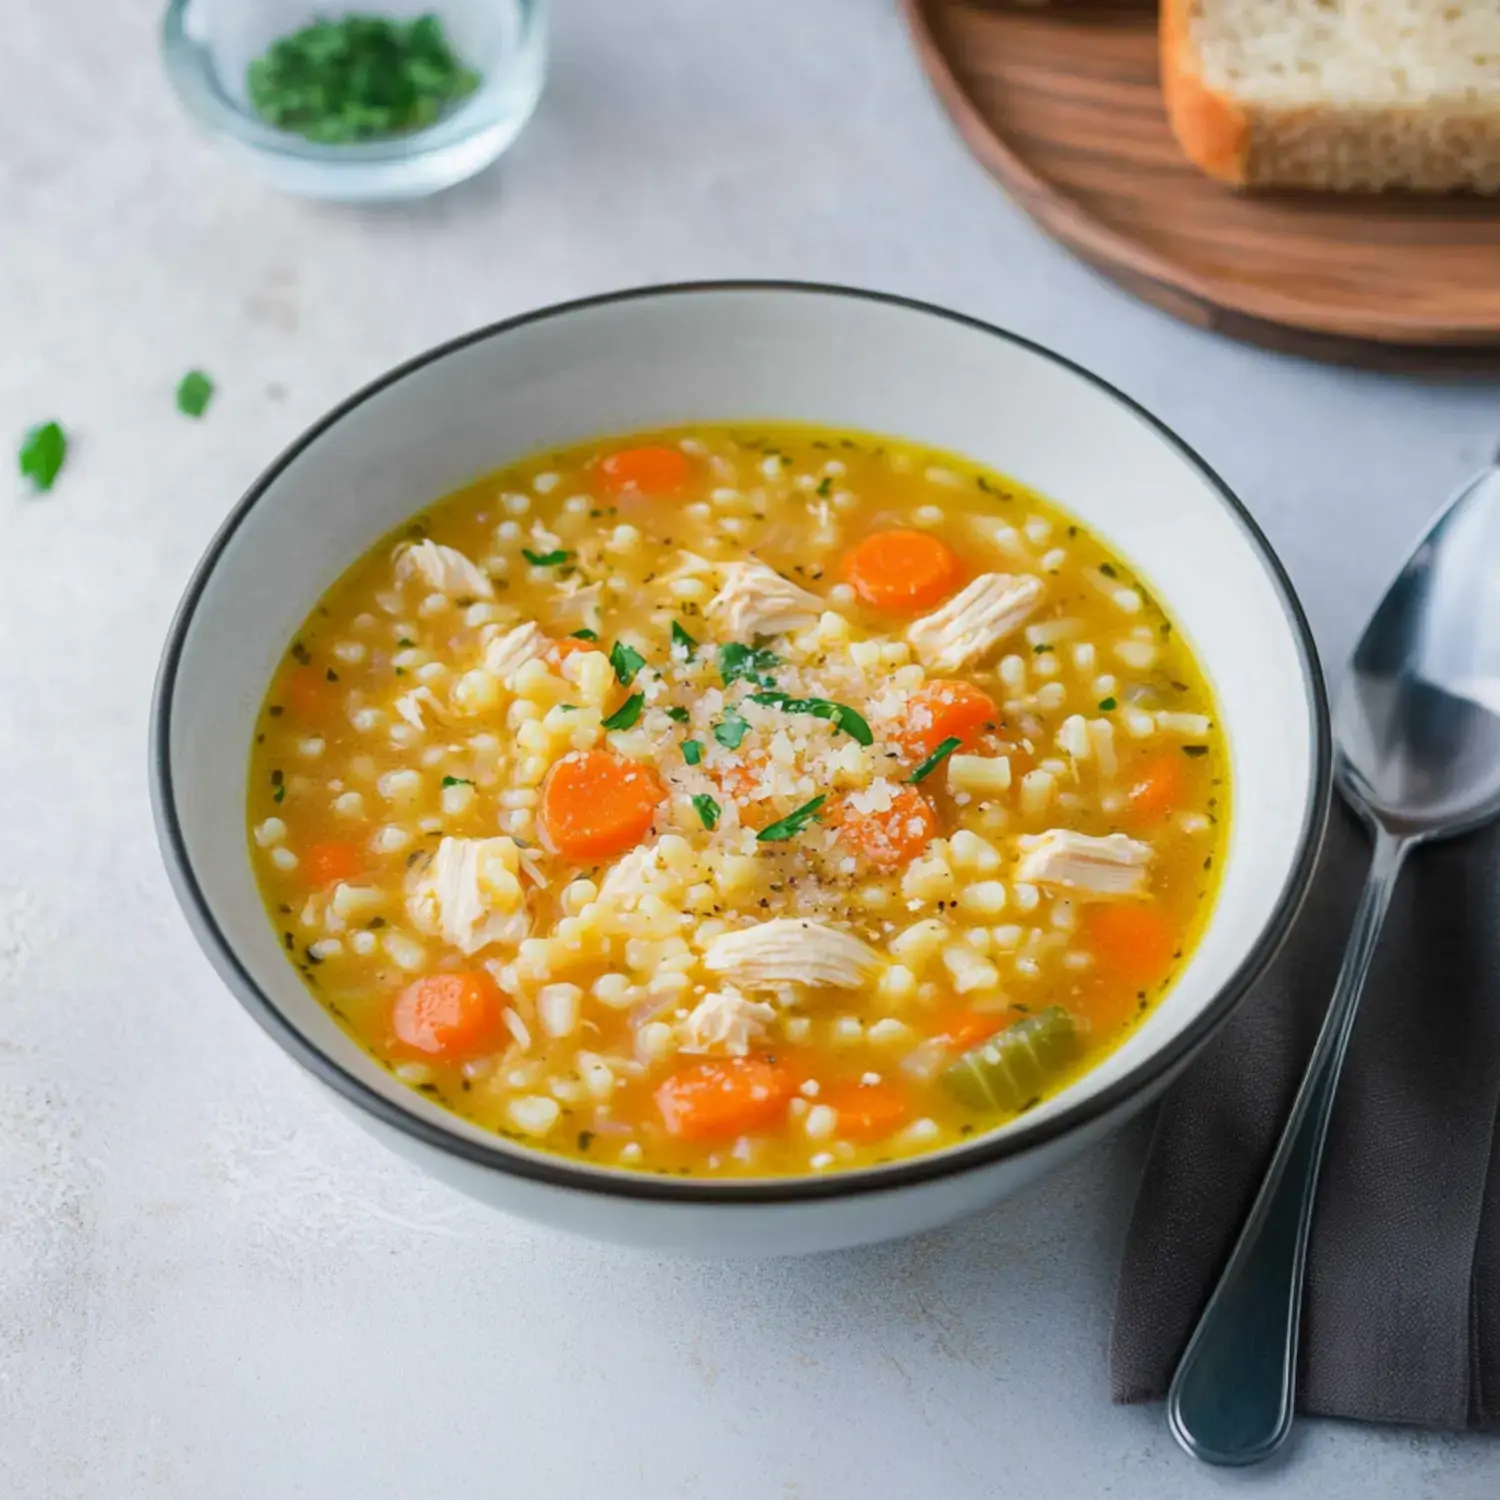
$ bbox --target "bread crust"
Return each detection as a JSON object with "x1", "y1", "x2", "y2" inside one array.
[{"x1": 1160, "y1": 0, "x2": 1251, "y2": 185}]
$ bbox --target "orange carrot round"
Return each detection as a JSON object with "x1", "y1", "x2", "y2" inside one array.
[
  {"x1": 1128, "y1": 753, "x2": 1183, "y2": 822},
  {"x1": 392, "y1": 971, "x2": 503, "y2": 1059},
  {"x1": 1089, "y1": 904, "x2": 1176, "y2": 986},
  {"x1": 833, "y1": 786, "x2": 940, "y2": 870},
  {"x1": 654, "y1": 1056, "x2": 798, "y2": 1141},
  {"x1": 597, "y1": 446, "x2": 692, "y2": 496},
  {"x1": 305, "y1": 841, "x2": 362, "y2": 887},
  {"x1": 822, "y1": 1079, "x2": 910, "y2": 1142},
  {"x1": 897, "y1": 680, "x2": 998, "y2": 759},
  {"x1": 540, "y1": 750, "x2": 666, "y2": 861},
  {"x1": 842, "y1": 529, "x2": 961, "y2": 612},
  {"x1": 935, "y1": 1008, "x2": 1012, "y2": 1053}
]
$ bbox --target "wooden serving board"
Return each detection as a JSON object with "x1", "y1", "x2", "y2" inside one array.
[{"x1": 902, "y1": 0, "x2": 1500, "y2": 367}]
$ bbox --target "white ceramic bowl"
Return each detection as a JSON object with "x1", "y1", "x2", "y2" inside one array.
[{"x1": 151, "y1": 284, "x2": 1329, "y2": 1256}]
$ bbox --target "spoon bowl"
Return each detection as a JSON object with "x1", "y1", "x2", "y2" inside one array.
[{"x1": 1337, "y1": 467, "x2": 1500, "y2": 838}]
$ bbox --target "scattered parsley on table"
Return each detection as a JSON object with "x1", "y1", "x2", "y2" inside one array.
[
  {"x1": 18, "y1": 421, "x2": 66, "y2": 492},
  {"x1": 176, "y1": 370, "x2": 214, "y2": 418}
]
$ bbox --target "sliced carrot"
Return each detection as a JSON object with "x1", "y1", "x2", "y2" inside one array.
[
  {"x1": 392, "y1": 971, "x2": 503, "y2": 1060},
  {"x1": 1128, "y1": 753, "x2": 1183, "y2": 822},
  {"x1": 1089, "y1": 904, "x2": 1176, "y2": 986},
  {"x1": 842, "y1": 529, "x2": 961, "y2": 612},
  {"x1": 935, "y1": 1008, "x2": 1011, "y2": 1053},
  {"x1": 832, "y1": 786, "x2": 940, "y2": 871},
  {"x1": 597, "y1": 446, "x2": 692, "y2": 497},
  {"x1": 654, "y1": 1056, "x2": 799, "y2": 1141},
  {"x1": 281, "y1": 668, "x2": 330, "y2": 721},
  {"x1": 897, "y1": 680, "x2": 998, "y2": 759},
  {"x1": 305, "y1": 841, "x2": 362, "y2": 887},
  {"x1": 540, "y1": 750, "x2": 666, "y2": 861},
  {"x1": 821, "y1": 1079, "x2": 911, "y2": 1143}
]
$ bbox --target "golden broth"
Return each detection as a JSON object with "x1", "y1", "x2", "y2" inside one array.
[{"x1": 248, "y1": 426, "x2": 1227, "y2": 1176}]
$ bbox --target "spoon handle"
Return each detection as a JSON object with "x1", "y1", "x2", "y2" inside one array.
[{"x1": 1166, "y1": 825, "x2": 1408, "y2": 1465}]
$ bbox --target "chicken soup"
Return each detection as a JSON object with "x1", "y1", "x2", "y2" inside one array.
[{"x1": 249, "y1": 426, "x2": 1227, "y2": 1177}]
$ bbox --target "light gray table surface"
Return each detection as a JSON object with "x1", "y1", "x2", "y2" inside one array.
[{"x1": 5, "y1": 1, "x2": 1499, "y2": 1495}]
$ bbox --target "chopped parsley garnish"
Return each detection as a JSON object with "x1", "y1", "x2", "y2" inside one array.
[
  {"x1": 602, "y1": 693, "x2": 644, "y2": 731},
  {"x1": 246, "y1": 13, "x2": 481, "y2": 144},
  {"x1": 609, "y1": 640, "x2": 647, "y2": 685},
  {"x1": 273, "y1": 784, "x2": 286, "y2": 804},
  {"x1": 1032, "y1": 643, "x2": 1053, "y2": 654},
  {"x1": 909, "y1": 736, "x2": 962, "y2": 784},
  {"x1": 718, "y1": 641, "x2": 780, "y2": 688},
  {"x1": 570, "y1": 628, "x2": 598, "y2": 642},
  {"x1": 816, "y1": 476, "x2": 832, "y2": 497},
  {"x1": 671, "y1": 620, "x2": 698, "y2": 658},
  {"x1": 682, "y1": 739, "x2": 703, "y2": 766},
  {"x1": 440, "y1": 776, "x2": 472, "y2": 788},
  {"x1": 665, "y1": 706, "x2": 690, "y2": 724},
  {"x1": 1098, "y1": 696, "x2": 1118, "y2": 712},
  {"x1": 748, "y1": 691, "x2": 873, "y2": 747},
  {"x1": 523, "y1": 548, "x2": 571, "y2": 567},
  {"x1": 691, "y1": 794, "x2": 721, "y2": 831},
  {"x1": 176, "y1": 370, "x2": 214, "y2": 418},
  {"x1": 756, "y1": 795, "x2": 826, "y2": 843},
  {"x1": 1182, "y1": 744, "x2": 1209, "y2": 758},
  {"x1": 1099, "y1": 563, "x2": 1118, "y2": 579},
  {"x1": 713, "y1": 711, "x2": 750, "y2": 750},
  {"x1": 19, "y1": 421, "x2": 66, "y2": 492},
  {"x1": 397, "y1": 636, "x2": 415, "y2": 648}
]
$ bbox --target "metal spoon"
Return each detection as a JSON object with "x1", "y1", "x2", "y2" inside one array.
[{"x1": 1167, "y1": 461, "x2": 1500, "y2": 1466}]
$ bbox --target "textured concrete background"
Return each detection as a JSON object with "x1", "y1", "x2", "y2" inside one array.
[{"x1": 4, "y1": 1, "x2": 1499, "y2": 1494}]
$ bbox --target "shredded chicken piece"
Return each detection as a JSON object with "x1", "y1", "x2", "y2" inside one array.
[
  {"x1": 549, "y1": 579, "x2": 602, "y2": 635},
  {"x1": 406, "y1": 836, "x2": 529, "y2": 954},
  {"x1": 393, "y1": 539, "x2": 494, "y2": 600},
  {"x1": 907, "y1": 572, "x2": 1043, "y2": 672},
  {"x1": 678, "y1": 986, "x2": 777, "y2": 1056},
  {"x1": 595, "y1": 845, "x2": 663, "y2": 911},
  {"x1": 394, "y1": 685, "x2": 446, "y2": 730},
  {"x1": 483, "y1": 621, "x2": 549, "y2": 686},
  {"x1": 703, "y1": 918, "x2": 883, "y2": 990},
  {"x1": 1015, "y1": 829, "x2": 1153, "y2": 898},
  {"x1": 707, "y1": 561, "x2": 824, "y2": 639}
]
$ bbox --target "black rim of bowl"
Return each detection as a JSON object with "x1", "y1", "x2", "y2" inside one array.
[{"x1": 150, "y1": 281, "x2": 1332, "y2": 1206}]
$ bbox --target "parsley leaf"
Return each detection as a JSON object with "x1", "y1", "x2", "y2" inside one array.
[
  {"x1": 691, "y1": 794, "x2": 721, "y2": 831},
  {"x1": 756, "y1": 795, "x2": 826, "y2": 843},
  {"x1": 609, "y1": 640, "x2": 647, "y2": 686},
  {"x1": 713, "y1": 712, "x2": 750, "y2": 750},
  {"x1": 1098, "y1": 696, "x2": 1117, "y2": 712},
  {"x1": 718, "y1": 642, "x2": 779, "y2": 689},
  {"x1": 748, "y1": 690, "x2": 873, "y2": 746},
  {"x1": 816, "y1": 476, "x2": 832, "y2": 497},
  {"x1": 522, "y1": 548, "x2": 570, "y2": 567},
  {"x1": 665, "y1": 706, "x2": 690, "y2": 724},
  {"x1": 682, "y1": 739, "x2": 703, "y2": 766},
  {"x1": 176, "y1": 370, "x2": 214, "y2": 418},
  {"x1": 909, "y1": 736, "x2": 961, "y2": 784},
  {"x1": 671, "y1": 620, "x2": 698, "y2": 658},
  {"x1": 440, "y1": 776, "x2": 472, "y2": 788},
  {"x1": 18, "y1": 421, "x2": 66, "y2": 492},
  {"x1": 602, "y1": 693, "x2": 644, "y2": 731},
  {"x1": 1182, "y1": 744, "x2": 1209, "y2": 758},
  {"x1": 570, "y1": 628, "x2": 598, "y2": 642}
]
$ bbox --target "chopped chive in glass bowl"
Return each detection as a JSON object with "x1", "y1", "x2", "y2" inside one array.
[{"x1": 160, "y1": 0, "x2": 546, "y2": 202}]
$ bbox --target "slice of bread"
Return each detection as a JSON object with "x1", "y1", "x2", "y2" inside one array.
[{"x1": 1162, "y1": 1, "x2": 1500, "y2": 192}]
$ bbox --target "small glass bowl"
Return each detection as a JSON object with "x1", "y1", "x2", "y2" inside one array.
[{"x1": 161, "y1": 0, "x2": 546, "y2": 202}]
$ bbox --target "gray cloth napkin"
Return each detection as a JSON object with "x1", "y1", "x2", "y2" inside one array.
[{"x1": 1112, "y1": 803, "x2": 1500, "y2": 1430}]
